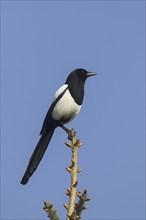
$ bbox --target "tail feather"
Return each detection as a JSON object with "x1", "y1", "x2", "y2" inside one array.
[{"x1": 21, "y1": 129, "x2": 55, "y2": 185}]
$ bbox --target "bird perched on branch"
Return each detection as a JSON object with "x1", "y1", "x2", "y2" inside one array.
[{"x1": 21, "y1": 68, "x2": 96, "y2": 185}]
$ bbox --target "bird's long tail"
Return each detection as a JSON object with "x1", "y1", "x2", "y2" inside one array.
[{"x1": 20, "y1": 128, "x2": 55, "y2": 185}]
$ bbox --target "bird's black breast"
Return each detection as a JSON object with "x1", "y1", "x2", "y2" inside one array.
[
  {"x1": 65, "y1": 70, "x2": 86, "y2": 105},
  {"x1": 68, "y1": 84, "x2": 84, "y2": 105}
]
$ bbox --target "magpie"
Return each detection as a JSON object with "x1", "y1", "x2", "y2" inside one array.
[{"x1": 20, "y1": 68, "x2": 96, "y2": 185}]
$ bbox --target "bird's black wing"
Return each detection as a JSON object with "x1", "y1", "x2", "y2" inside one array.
[
  {"x1": 40, "y1": 86, "x2": 68, "y2": 135},
  {"x1": 21, "y1": 86, "x2": 68, "y2": 185}
]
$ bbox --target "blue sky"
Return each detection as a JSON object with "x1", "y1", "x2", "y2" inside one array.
[{"x1": 1, "y1": 1, "x2": 145, "y2": 220}]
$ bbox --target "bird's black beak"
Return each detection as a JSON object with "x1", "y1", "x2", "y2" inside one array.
[{"x1": 86, "y1": 72, "x2": 97, "y2": 77}]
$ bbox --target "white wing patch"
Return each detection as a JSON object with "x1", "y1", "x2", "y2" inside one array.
[
  {"x1": 51, "y1": 84, "x2": 81, "y2": 123},
  {"x1": 54, "y1": 84, "x2": 68, "y2": 100}
]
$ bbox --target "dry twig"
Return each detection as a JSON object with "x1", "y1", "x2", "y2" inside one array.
[{"x1": 65, "y1": 129, "x2": 83, "y2": 220}]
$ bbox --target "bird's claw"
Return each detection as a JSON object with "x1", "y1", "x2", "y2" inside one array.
[{"x1": 68, "y1": 129, "x2": 76, "y2": 140}]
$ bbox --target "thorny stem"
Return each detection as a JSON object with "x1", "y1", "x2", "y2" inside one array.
[
  {"x1": 43, "y1": 202, "x2": 60, "y2": 220},
  {"x1": 65, "y1": 130, "x2": 82, "y2": 220},
  {"x1": 43, "y1": 130, "x2": 90, "y2": 220}
]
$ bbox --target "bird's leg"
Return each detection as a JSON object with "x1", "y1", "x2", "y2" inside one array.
[
  {"x1": 59, "y1": 123, "x2": 76, "y2": 140},
  {"x1": 61, "y1": 124, "x2": 70, "y2": 134}
]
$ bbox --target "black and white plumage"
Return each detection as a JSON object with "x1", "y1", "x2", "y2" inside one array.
[{"x1": 20, "y1": 68, "x2": 96, "y2": 185}]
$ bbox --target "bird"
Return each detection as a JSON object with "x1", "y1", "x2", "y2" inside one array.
[{"x1": 20, "y1": 68, "x2": 96, "y2": 185}]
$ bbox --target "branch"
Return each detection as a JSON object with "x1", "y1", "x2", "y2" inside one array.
[
  {"x1": 43, "y1": 201, "x2": 60, "y2": 220},
  {"x1": 64, "y1": 129, "x2": 82, "y2": 220},
  {"x1": 43, "y1": 129, "x2": 91, "y2": 220},
  {"x1": 75, "y1": 189, "x2": 91, "y2": 217}
]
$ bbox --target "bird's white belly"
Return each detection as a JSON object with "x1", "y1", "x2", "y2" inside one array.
[{"x1": 51, "y1": 89, "x2": 81, "y2": 123}]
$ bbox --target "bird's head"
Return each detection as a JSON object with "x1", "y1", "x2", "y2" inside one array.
[{"x1": 66, "y1": 68, "x2": 96, "y2": 85}]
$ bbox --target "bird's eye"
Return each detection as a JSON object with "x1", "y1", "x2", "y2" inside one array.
[{"x1": 81, "y1": 69, "x2": 86, "y2": 74}]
